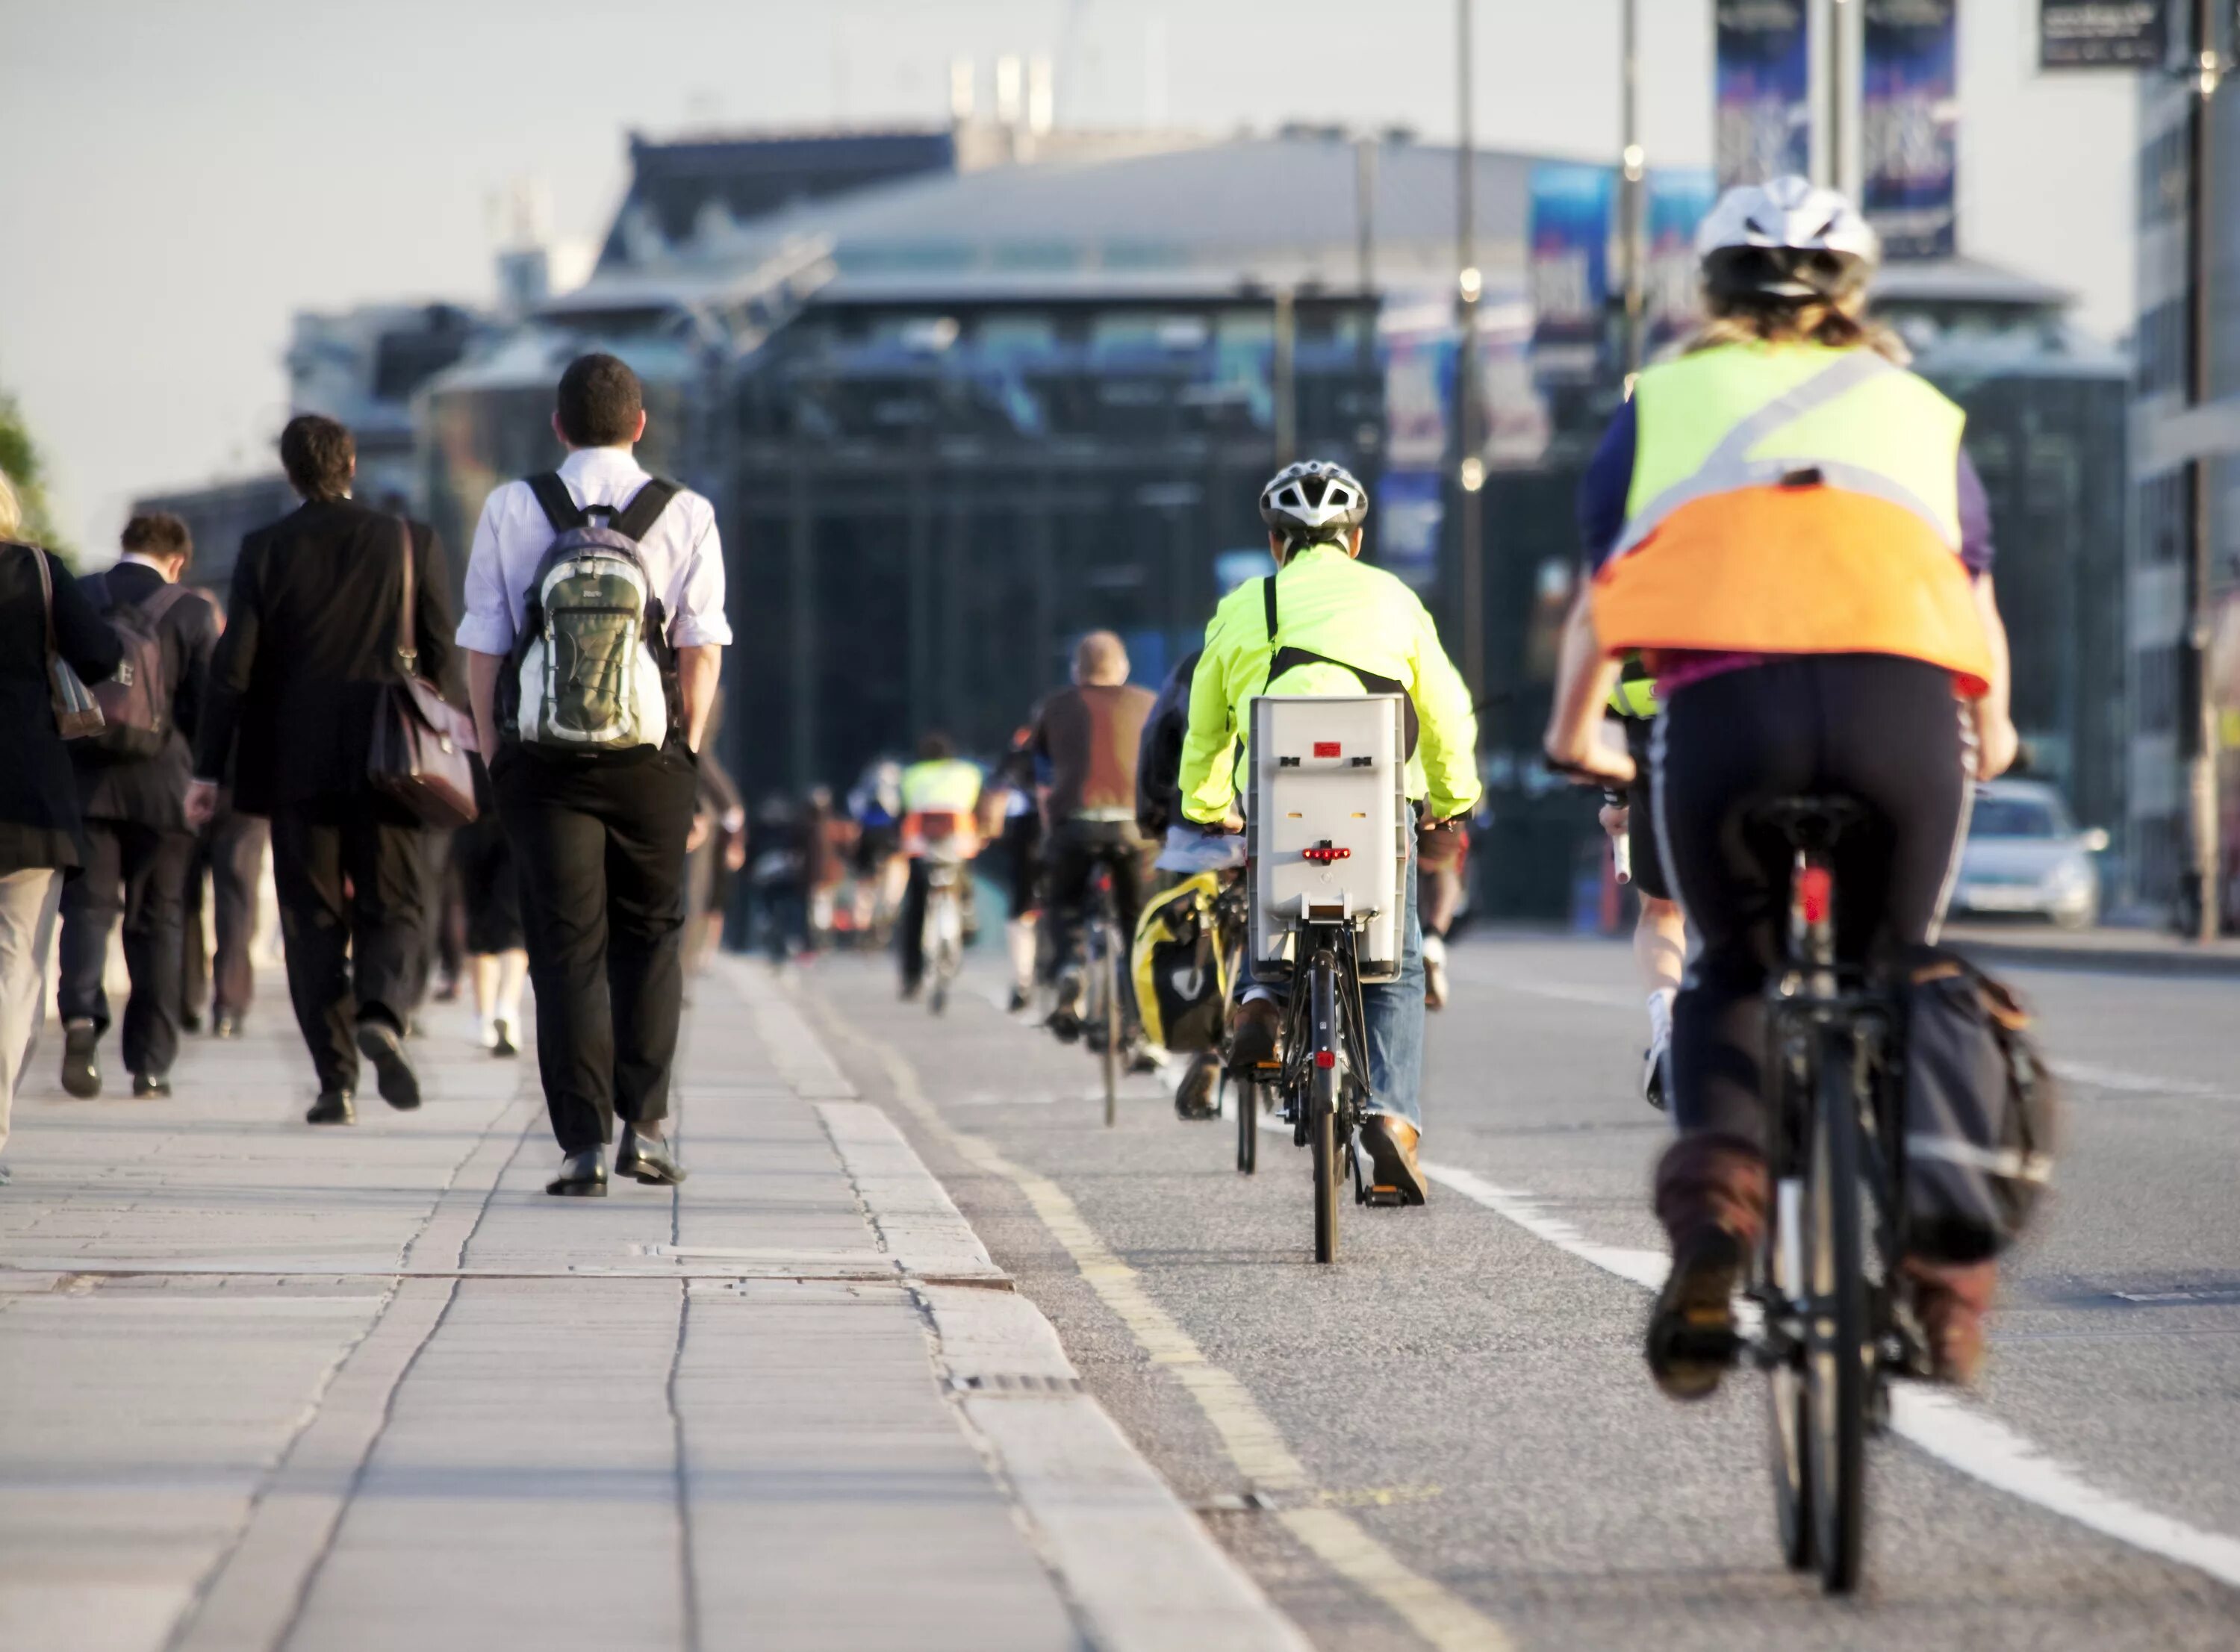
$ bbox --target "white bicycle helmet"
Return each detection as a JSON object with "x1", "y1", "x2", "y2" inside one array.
[
  {"x1": 1259, "y1": 460, "x2": 1368, "y2": 543},
  {"x1": 1695, "y1": 175, "x2": 1880, "y2": 302}
]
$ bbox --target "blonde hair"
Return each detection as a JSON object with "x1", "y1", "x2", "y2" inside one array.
[
  {"x1": 1684, "y1": 290, "x2": 1910, "y2": 366},
  {"x1": 1072, "y1": 629, "x2": 1130, "y2": 687},
  {"x1": 0, "y1": 465, "x2": 21, "y2": 541}
]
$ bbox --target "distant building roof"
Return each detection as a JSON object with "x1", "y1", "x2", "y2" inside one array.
[{"x1": 601, "y1": 128, "x2": 958, "y2": 270}]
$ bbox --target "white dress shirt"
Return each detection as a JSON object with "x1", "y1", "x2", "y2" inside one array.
[{"x1": 455, "y1": 445, "x2": 732, "y2": 655}]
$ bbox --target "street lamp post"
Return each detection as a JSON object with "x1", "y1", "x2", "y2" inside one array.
[
  {"x1": 1619, "y1": 0, "x2": 1647, "y2": 378},
  {"x1": 1456, "y1": 0, "x2": 1485, "y2": 703},
  {"x1": 2181, "y1": 0, "x2": 2226, "y2": 938}
]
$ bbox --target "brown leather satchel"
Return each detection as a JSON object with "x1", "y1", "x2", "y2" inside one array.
[{"x1": 367, "y1": 519, "x2": 479, "y2": 827}]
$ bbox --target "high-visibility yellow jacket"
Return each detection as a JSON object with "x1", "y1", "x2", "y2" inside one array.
[
  {"x1": 1591, "y1": 341, "x2": 1993, "y2": 694},
  {"x1": 1177, "y1": 543, "x2": 1481, "y2": 824},
  {"x1": 900, "y1": 757, "x2": 983, "y2": 857}
]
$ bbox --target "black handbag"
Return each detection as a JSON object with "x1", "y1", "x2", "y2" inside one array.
[
  {"x1": 367, "y1": 519, "x2": 479, "y2": 828},
  {"x1": 25, "y1": 543, "x2": 105, "y2": 739}
]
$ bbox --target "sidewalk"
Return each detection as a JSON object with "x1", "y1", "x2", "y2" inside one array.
[
  {"x1": 0, "y1": 961, "x2": 1302, "y2": 1652},
  {"x1": 1940, "y1": 920, "x2": 2240, "y2": 978}
]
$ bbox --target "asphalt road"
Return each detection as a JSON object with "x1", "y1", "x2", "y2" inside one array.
[{"x1": 797, "y1": 933, "x2": 2240, "y2": 1651}]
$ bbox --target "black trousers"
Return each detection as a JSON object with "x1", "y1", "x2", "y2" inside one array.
[
  {"x1": 1655, "y1": 655, "x2": 1970, "y2": 1147},
  {"x1": 182, "y1": 803, "x2": 267, "y2": 1021},
  {"x1": 1042, "y1": 820, "x2": 1154, "y2": 1029},
  {"x1": 57, "y1": 818, "x2": 195, "y2": 1076},
  {"x1": 495, "y1": 746, "x2": 698, "y2": 1154},
  {"x1": 270, "y1": 795, "x2": 430, "y2": 1094}
]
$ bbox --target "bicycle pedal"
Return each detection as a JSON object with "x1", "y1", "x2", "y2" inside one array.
[{"x1": 1363, "y1": 1185, "x2": 1408, "y2": 1208}]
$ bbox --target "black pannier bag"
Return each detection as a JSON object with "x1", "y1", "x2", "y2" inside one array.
[{"x1": 1897, "y1": 948, "x2": 2059, "y2": 1262}]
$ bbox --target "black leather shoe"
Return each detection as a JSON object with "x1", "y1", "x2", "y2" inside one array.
[
  {"x1": 547, "y1": 1148, "x2": 608, "y2": 1197},
  {"x1": 616, "y1": 1125, "x2": 685, "y2": 1186},
  {"x1": 131, "y1": 1073, "x2": 172, "y2": 1100},
  {"x1": 212, "y1": 1012, "x2": 243, "y2": 1040},
  {"x1": 355, "y1": 1018, "x2": 421, "y2": 1110},
  {"x1": 181, "y1": 1012, "x2": 205, "y2": 1036},
  {"x1": 305, "y1": 1090, "x2": 355, "y2": 1126},
  {"x1": 1225, "y1": 997, "x2": 1282, "y2": 1072},
  {"x1": 60, "y1": 1020, "x2": 100, "y2": 1098}
]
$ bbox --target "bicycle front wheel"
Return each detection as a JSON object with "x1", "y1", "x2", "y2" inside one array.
[
  {"x1": 1805, "y1": 1028, "x2": 1868, "y2": 1594},
  {"x1": 1098, "y1": 923, "x2": 1121, "y2": 1126}
]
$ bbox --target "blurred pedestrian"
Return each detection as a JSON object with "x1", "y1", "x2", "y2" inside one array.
[
  {"x1": 683, "y1": 696, "x2": 745, "y2": 974},
  {"x1": 189, "y1": 414, "x2": 454, "y2": 1126},
  {"x1": 179, "y1": 782, "x2": 267, "y2": 1038},
  {"x1": 803, "y1": 784, "x2": 846, "y2": 952},
  {"x1": 458, "y1": 353, "x2": 729, "y2": 1197},
  {"x1": 55, "y1": 513, "x2": 220, "y2": 1100},
  {"x1": 745, "y1": 794, "x2": 807, "y2": 967},
  {"x1": 452, "y1": 763, "x2": 526, "y2": 1056},
  {"x1": 0, "y1": 466, "x2": 123, "y2": 1180}
]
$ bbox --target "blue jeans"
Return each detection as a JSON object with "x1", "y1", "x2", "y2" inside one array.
[{"x1": 1247, "y1": 844, "x2": 1425, "y2": 1128}]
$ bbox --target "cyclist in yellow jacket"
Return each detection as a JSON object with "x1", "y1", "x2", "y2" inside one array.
[
  {"x1": 895, "y1": 734, "x2": 983, "y2": 999},
  {"x1": 1178, "y1": 461, "x2": 1481, "y2": 1203},
  {"x1": 1543, "y1": 178, "x2": 2017, "y2": 1396}
]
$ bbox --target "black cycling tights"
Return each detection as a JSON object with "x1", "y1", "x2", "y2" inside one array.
[{"x1": 1654, "y1": 654, "x2": 1970, "y2": 1148}]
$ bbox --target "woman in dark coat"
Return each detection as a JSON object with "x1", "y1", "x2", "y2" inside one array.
[{"x1": 0, "y1": 468, "x2": 123, "y2": 1177}]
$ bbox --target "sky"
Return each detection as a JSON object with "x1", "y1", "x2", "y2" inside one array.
[{"x1": 0, "y1": 0, "x2": 2138, "y2": 553}]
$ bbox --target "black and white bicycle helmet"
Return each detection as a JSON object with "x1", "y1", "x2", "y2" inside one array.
[
  {"x1": 1696, "y1": 175, "x2": 1880, "y2": 304},
  {"x1": 1259, "y1": 460, "x2": 1368, "y2": 543}
]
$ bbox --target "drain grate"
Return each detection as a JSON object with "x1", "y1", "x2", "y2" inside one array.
[{"x1": 948, "y1": 1371, "x2": 1084, "y2": 1396}]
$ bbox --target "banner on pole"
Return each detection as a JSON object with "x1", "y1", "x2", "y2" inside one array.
[
  {"x1": 1715, "y1": 0, "x2": 1812, "y2": 187},
  {"x1": 1646, "y1": 169, "x2": 1720, "y2": 347},
  {"x1": 2038, "y1": 1, "x2": 2167, "y2": 69},
  {"x1": 1863, "y1": 0, "x2": 1959, "y2": 260},
  {"x1": 1528, "y1": 162, "x2": 1614, "y2": 381}
]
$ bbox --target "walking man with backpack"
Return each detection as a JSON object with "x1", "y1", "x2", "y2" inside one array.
[
  {"x1": 56, "y1": 514, "x2": 220, "y2": 1100},
  {"x1": 458, "y1": 353, "x2": 729, "y2": 1197}
]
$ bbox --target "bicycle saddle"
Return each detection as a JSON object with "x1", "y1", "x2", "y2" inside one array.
[{"x1": 1753, "y1": 795, "x2": 1868, "y2": 850}]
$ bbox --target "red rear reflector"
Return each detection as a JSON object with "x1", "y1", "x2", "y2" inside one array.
[
  {"x1": 1301, "y1": 846, "x2": 1351, "y2": 863},
  {"x1": 1797, "y1": 865, "x2": 1834, "y2": 925},
  {"x1": 1313, "y1": 1050, "x2": 1337, "y2": 1069},
  {"x1": 1313, "y1": 741, "x2": 1341, "y2": 758}
]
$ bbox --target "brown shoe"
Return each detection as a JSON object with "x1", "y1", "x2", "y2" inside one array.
[
  {"x1": 1225, "y1": 997, "x2": 1282, "y2": 1071},
  {"x1": 1903, "y1": 1256, "x2": 1996, "y2": 1386},
  {"x1": 1357, "y1": 1114, "x2": 1428, "y2": 1205},
  {"x1": 1646, "y1": 1135, "x2": 1770, "y2": 1401}
]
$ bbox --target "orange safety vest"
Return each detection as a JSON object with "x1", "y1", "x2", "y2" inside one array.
[{"x1": 1591, "y1": 343, "x2": 1994, "y2": 696}]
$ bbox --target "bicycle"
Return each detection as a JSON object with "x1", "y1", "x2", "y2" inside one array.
[
  {"x1": 1710, "y1": 796, "x2": 1921, "y2": 1595},
  {"x1": 1265, "y1": 891, "x2": 1385, "y2": 1262},
  {"x1": 1201, "y1": 870, "x2": 1263, "y2": 1175},
  {"x1": 1080, "y1": 860, "x2": 1124, "y2": 1126},
  {"x1": 915, "y1": 815, "x2": 971, "y2": 1017}
]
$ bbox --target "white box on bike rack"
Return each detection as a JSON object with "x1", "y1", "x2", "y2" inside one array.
[{"x1": 1246, "y1": 693, "x2": 1409, "y2": 985}]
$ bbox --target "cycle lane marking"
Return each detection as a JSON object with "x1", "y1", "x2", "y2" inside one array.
[
  {"x1": 1419, "y1": 1159, "x2": 2240, "y2": 1593},
  {"x1": 808, "y1": 995, "x2": 1519, "y2": 1652}
]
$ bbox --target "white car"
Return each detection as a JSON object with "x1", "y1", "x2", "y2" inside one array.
[{"x1": 1951, "y1": 779, "x2": 2108, "y2": 930}]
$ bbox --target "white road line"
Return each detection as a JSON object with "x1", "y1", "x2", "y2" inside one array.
[
  {"x1": 1416, "y1": 1159, "x2": 2240, "y2": 1592},
  {"x1": 2047, "y1": 1059, "x2": 2233, "y2": 1100}
]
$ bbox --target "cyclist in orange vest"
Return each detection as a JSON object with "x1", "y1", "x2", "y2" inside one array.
[{"x1": 1542, "y1": 178, "x2": 2018, "y2": 1398}]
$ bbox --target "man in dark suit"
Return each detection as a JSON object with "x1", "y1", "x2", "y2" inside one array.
[
  {"x1": 55, "y1": 513, "x2": 221, "y2": 1100},
  {"x1": 189, "y1": 415, "x2": 453, "y2": 1125}
]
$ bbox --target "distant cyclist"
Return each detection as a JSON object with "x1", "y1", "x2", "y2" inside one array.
[
  {"x1": 983, "y1": 727, "x2": 1044, "y2": 1013},
  {"x1": 1033, "y1": 632, "x2": 1157, "y2": 1064},
  {"x1": 1178, "y1": 460, "x2": 1481, "y2": 1205},
  {"x1": 1543, "y1": 178, "x2": 2017, "y2": 1393},
  {"x1": 1599, "y1": 660, "x2": 1684, "y2": 1106},
  {"x1": 895, "y1": 734, "x2": 983, "y2": 1000}
]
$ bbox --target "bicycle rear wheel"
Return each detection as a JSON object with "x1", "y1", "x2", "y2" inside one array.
[
  {"x1": 1236, "y1": 1073, "x2": 1257, "y2": 1174},
  {"x1": 1309, "y1": 953, "x2": 1341, "y2": 1264},
  {"x1": 1805, "y1": 1029, "x2": 1868, "y2": 1594}
]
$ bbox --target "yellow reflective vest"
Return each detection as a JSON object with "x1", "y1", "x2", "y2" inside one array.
[
  {"x1": 1593, "y1": 341, "x2": 1993, "y2": 693},
  {"x1": 1178, "y1": 543, "x2": 1481, "y2": 824}
]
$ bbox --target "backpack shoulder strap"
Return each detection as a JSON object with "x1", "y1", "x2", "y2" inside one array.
[
  {"x1": 525, "y1": 473, "x2": 585, "y2": 534},
  {"x1": 140, "y1": 584, "x2": 197, "y2": 625},
  {"x1": 612, "y1": 479, "x2": 681, "y2": 543},
  {"x1": 1261, "y1": 574, "x2": 1278, "y2": 645}
]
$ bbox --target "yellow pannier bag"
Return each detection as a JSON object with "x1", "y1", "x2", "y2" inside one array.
[{"x1": 1130, "y1": 871, "x2": 1232, "y2": 1053}]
